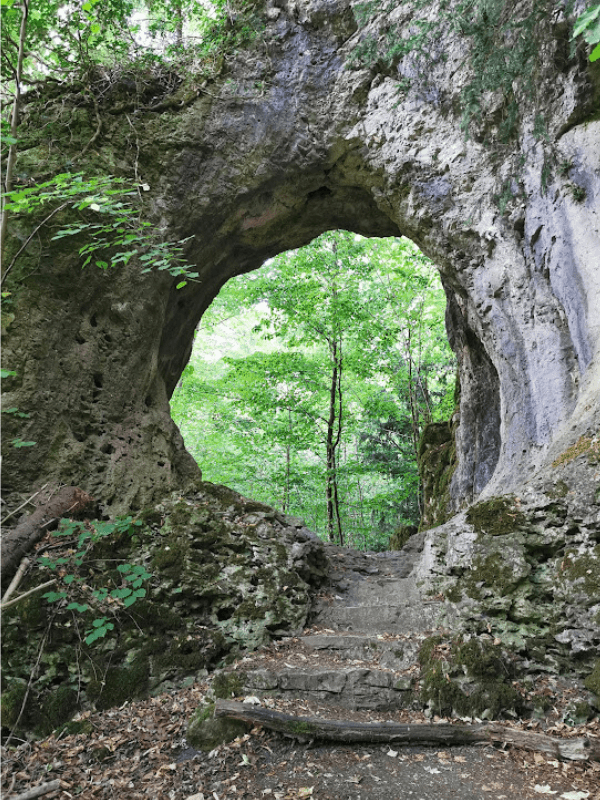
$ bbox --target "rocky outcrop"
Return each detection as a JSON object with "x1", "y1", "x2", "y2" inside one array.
[
  {"x1": 0, "y1": 484, "x2": 328, "y2": 737},
  {"x1": 2, "y1": 0, "x2": 599, "y2": 514},
  {"x1": 415, "y1": 433, "x2": 600, "y2": 686}
]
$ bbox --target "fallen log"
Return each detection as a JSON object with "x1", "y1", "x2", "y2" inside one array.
[
  {"x1": 214, "y1": 700, "x2": 600, "y2": 763},
  {"x1": 0, "y1": 486, "x2": 94, "y2": 591}
]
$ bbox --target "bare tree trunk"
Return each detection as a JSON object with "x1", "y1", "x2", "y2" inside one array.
[
  {"x1": 325, "y1": 338, "x2": 344, "y2": 545},
  {"x1": 332, "y1": 339, "x2": 344, "y2": 546}
]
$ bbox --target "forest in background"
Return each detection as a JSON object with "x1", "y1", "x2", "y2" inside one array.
[{"x1": 171, "y1": 232, "x2": 456, "y2": 551}]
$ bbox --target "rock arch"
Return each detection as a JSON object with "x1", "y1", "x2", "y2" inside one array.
[{"x1": 3, "y1": 0, "x2": 599, "y2": 514}]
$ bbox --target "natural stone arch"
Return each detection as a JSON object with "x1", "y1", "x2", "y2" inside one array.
[{"x1": 3, "y1": 0, "x2": 599, "y2": 515}]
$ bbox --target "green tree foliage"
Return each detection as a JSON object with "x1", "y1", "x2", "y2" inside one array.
[{"x1": 172, "y1": 233, "x2": 455, "y2": 550}]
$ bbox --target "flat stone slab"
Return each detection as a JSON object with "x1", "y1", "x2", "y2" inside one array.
[{"x1": 244, "y1": 666, "x2": 414, "y2": 711}]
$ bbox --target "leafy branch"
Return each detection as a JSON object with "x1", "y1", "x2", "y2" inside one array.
[
  {"x1": 2, "y1": 172, "x2": 199, "y2": 288},
  {"x1": 38, "y1": 516, "x2": 151, "y2": 646}
]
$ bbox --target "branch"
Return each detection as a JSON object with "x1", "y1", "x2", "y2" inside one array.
[
  {"x1": 1, "y1": 483, "x2": 48, "y2": 525},
  {"x1": 214, "y1": 701, "x2": 600, "y2": 763},
  {"x1": 1, "y1": 579, "x2": 57, "y2": 611},
  {"x1": 7, "y1": 778, "x2": 61, "y2": 800},
  {"x1": 1, "y1": 556, "x2": 31, "y2": 603},
  {"x1": 0, "y1": 203, "x2": 68, "y2": 289}
]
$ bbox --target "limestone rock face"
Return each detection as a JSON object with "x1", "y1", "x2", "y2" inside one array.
[
  {"x1": 2, "y1": 0, "x2": 599, "y2": 514},
  {"x1": 415, "y1": 437, "x2": 600, "y2": 674}
]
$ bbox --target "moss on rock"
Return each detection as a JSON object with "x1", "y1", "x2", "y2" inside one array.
[
  {"x1": 187, "y1": 709, "x2": 250, "y2": 751},
  {"x1": 1, "y1": 485, "x2": 327, "y2": 738},
  {"x1": 212, "y1": 672, "x2": 246, "y2": 700},
  {"x1": 584, "y1": 660, "x2": 600, "y2": 703},
  {"x1": 389, "y1": 525, "x2": 417, "y2": 551},
  {"x1": 466, "y1": 496, "x2": 528, "y2": 537},
  {"x1": 418, "y1": 420, "x2": 458, "y2": 531},
  {"x1": 417, "y1": 634, "x2": 527, "y2": 719}
]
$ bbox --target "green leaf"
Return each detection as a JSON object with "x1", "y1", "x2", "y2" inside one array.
[
  {"x1": 1, "y1": 369, "x2": 17, "y2": 378},
  {"x1": 66, "y1": 602, "x2": 89, "y2": 612},
  {"x1": 572, "y1": 5, "x2": 600, "y2": 38},
  {"x1": 591, "y1": 42, "x2": 600, "y2": 60},
  {"x1": 43, "y1": 591, "x2": 68, "y2": 603}
]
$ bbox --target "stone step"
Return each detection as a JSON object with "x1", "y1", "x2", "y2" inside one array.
[
  {"x1": 310, "y1": 602, "x2": 443, "y2": 634},
  {"x1": 242, "y1": 665, "x2": 415, "y2": 711},
  {"x1": 301, "y1": 632, "x2": 423, "y2": 671}
]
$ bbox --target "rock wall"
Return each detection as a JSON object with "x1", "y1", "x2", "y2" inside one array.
[{"x1": 2, "y1": 0, "x2": 599, "y2": 514}]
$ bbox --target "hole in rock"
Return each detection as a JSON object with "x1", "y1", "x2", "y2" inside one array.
[{"x1": 172, "y1": 231, "x2": 463, "y2": 552}]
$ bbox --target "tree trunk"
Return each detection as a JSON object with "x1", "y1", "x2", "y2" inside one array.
[
  {"x1": 325, "y1": 340, "x2": 338, "y2": 542},
  {"x1": 0, "y1": 486, "x2": 94, "y2": 590},
  {"x1": 214, "y1": 701, "x2": 600, "y2": 762}
]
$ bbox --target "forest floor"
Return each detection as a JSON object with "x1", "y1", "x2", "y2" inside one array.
[{"x1": 2, "y1": 673, "x2": 599, "y2": 800}]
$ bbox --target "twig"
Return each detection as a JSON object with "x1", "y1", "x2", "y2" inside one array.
[
  {"x1": 4, "y1": 627, "x2": 50, "y2": 748},
  {"x1": 1, "y1": 483, "x2": 48, "y2": 525},
  {"x1": 79, "y1": 91, "x2": 102, "y2": 158},
  {"x1": 0, "y1": 203, "x2": 68, "y2": 289},
  {"x1": 8, "y1": 779, "x2": 61, "y2": 800},
  {"x1": 0, "y1": 579, "x2": 57, "y2": 611},
  {"x1": 1, "y1": 556, "x2": 31, "y2": 603}
]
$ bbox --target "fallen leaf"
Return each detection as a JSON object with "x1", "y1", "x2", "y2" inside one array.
[
  {"x1": 298, "y1": 788, "x2": 314, "y2": 798},
  {"x1": 560, "y1": 793, "x2": 589, "y2": 800},
  {"x1": 534, "y1": 786, "x2": 557, "y2": 795},
  {"x1": 386, "y1": 749, "x2": 398, "y2": 758}
]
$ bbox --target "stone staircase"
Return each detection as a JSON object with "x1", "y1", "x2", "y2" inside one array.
[{"x1": 226, "y1": 534, "x2": 447, "y2": 714}]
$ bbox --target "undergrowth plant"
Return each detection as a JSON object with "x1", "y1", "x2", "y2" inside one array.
[
  {"x1": 1, "y1": 172, "x2": 199, "y2": 289},
  {"x1": 38, "y1": 516, "x2": 151, "y2": 646}
]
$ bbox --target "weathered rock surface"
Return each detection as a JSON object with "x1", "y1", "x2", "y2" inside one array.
[
  {"x1": 2, "y1": 0, "x2": 599, "y2": 515},
  {"x1": 416, "y1": 435, "x2": 600, "y2": 684},
  {"x1": 0, "y1": 484, "x2": 328, "y2": 736}
]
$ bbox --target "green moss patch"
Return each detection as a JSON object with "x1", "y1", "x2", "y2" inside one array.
[
  {"x1": 212, "y1": 672, "x2": 247, "y2": 699},
  {"x1": 418, "y1": 635, "x2": 527, "y2": 719},
  {"x1": 466, "y1": 496, "x2": 528, "y2": 537},
  {"x1": 418, "y1": 420, "x2": 458, "y2": 531},
  {"x1": 561, "y1": 546, "x2": 600, "y2": 599},
  {"x1": 584, "y1": 661, "x2": 600, "y2": 703}
]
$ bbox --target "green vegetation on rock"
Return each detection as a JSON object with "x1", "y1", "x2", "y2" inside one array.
[
  {"x1": 418, "y1": 634, "x2": 526, "y2": 719},
  {"x1": 1, "y1": 486, "x2": 326, "y2": 738},
  {"x1": 466, "y1": 496, "x2": 528, "y2": 537}
]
